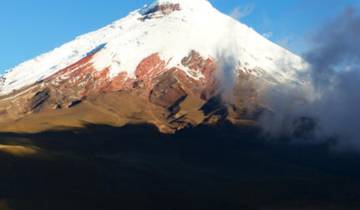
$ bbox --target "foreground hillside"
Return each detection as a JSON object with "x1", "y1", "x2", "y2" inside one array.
[{"x1": 0, "y1": 124, "x2": 359, "y2": 210}]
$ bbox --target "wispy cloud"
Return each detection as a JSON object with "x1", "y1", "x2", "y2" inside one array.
[
  {"x1": 262, "y1": 32, "x2": 273, "y2": 39},
  {"x1": 275, "y1": 34, "x2": 306, "y2": 53},
  {"x1": 276, "y1": 36, "x2": 293, "y2": 49},
  {"x1": 230, "y1": 4, "x2": 255, "y2": 20}
]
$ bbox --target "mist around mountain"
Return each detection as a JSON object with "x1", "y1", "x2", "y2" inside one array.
[{"x1": 0, "y1": 1, "x2": 360, "y2": 210}]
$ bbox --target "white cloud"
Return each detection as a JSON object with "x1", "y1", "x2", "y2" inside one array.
[
  {"x1": 262, "y1": 32, "x2": 273, "y2": 39},
  {"x1": 276, "y1": 36, "x2": 293, "y2": 49},
  {"x1": 230, "y1": 4, "x2": 255, "y2": 20}
]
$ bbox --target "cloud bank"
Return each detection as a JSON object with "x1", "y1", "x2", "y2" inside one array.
[
  {"x1": 259, "y1": 7, "x2": 360, "y2": 150},
  {"x1": 304, "y1": 7, "x2": 360, "y2": 150}
]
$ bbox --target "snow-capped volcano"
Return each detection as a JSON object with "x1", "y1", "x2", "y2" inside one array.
[
  {"x1": 0, "y1": 0, "x2": 305, "y2": 95},
  {"x1": 0, "y1": 0, "x2": 309, "y2": 133}
]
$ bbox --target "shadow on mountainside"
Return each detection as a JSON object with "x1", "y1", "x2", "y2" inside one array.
[{"x1": 0, "y1": 123, "x2": 360, "y2": 210}]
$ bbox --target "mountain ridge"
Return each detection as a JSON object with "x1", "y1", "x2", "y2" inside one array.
[
  {"x1": 0, "y1": 0, "x2": 310, "y2": 133},
  {"x1": 0, "y1": 0, "x2": 306, "y2": 96}
]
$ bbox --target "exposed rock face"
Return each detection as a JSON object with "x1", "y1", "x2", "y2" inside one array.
[
  {"x1": 201, "y1": 96, "x2": 229, "y2": 124},
  {"x1": 0, "y1": 49, "x2": 262, "y2": 133},
  {"x1": 37, "y1": 53, "x2": 134, "y2": 108},
  {"x1": 149, "y1": 71, "x2": 188, "y2": 110},
  {"x1": 135, "y1": 53, "x2": 167, "y2": 93},
  {"x1": 140, "y1": 3, "x2": 181, "y2": 21},
  {"x1": 68, "y1": 99, "x2": 83, "y2": 108},
  {"x1": 0, "y1": 76, "x2": 5, "y2": 92},
  {"x1": 181, "y1": 50, "x2": 218, "y2": 100},
  {"x1": 30, "y1": 90, "x2": 50, "y2": 112},
  {"x1": 159, "y1": 3, "x2": 181, "y2": 14}
]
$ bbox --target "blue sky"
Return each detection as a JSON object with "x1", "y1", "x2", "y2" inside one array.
[{"x1": 0, "y1": 0, "x2": 359, "y2": 73}]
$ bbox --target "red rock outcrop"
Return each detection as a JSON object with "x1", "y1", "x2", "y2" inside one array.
[
  {"x1": 181, "y1": 50, "x2": 218, "y2": 99},
  {"x1": 0, "y1": 49, "x2": 244, "y2": 133},
  {"x1": 140, "y1": 3, "x2": 181, "y2": 21}
]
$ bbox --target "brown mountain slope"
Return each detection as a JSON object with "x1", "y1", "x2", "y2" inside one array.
[{"x1": 0, "y1": 50, "x2": 263, "y2": 134}]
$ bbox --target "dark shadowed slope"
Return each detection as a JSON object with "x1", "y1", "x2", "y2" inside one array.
[{"x1": 0, "y1": 123, "x2": 360, "y2": 210}]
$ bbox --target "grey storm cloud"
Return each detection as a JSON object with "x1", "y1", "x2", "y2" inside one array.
[
  {"x1": 255, "y1": 7, "x2": 360, "y2": 151},
  {"x1": 304, "y1": 7, "x2": 360, "y2": 150}
]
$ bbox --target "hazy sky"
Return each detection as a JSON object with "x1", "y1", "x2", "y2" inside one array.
[{"x1": 0, "y1": 0, "x2": 359, "y2": 73}]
